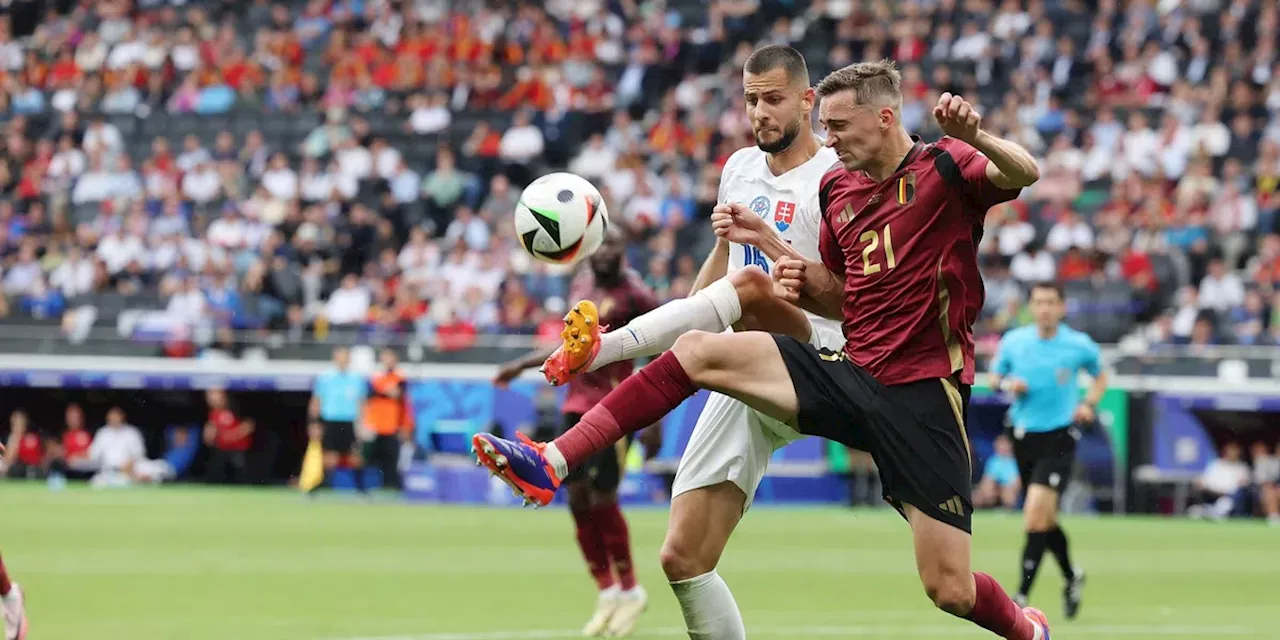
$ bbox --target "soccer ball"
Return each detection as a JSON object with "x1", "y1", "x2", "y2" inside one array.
[{"x1": 514, "y1": 172, "x2": 609, "y2": 265}]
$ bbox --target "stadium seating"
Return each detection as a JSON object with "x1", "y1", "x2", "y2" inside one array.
[{"x1": 0, "y1": 0, "x2": 1277, "y2": 364}]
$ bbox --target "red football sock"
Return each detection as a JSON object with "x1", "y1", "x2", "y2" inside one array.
[
  {"x1": 0, "y1": 553, "x2": 11, "y2": 596},
  {"x1": 965, "y1": 572, "x2": 1035, "y2": 640},
  {"x1": 571, "y1": 508, "x2": 615, "y2": 591},
  {"x1": 553, "y1": 351, "x2": 695, "y2": 469},
  {"x1": 593, "y1": 503, "x2": 637, "y2": 591}
]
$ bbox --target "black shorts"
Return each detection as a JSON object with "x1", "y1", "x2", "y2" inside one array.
[
  {"x1": 321, "y1": 420, "x2": 358, "y2": 454},
  {"x1": 1011, "y1": 426, "x2": 1079, "y2": 495},
  {"x1": 774, "y1": 335, "x2": 975, "y2": 533},
  {"x1": 561, "y1": 413, "x2": 632, "y2": 493}
]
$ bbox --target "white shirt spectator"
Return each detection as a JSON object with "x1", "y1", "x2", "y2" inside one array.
[
  {"x1": 568, "y1": 142, "x2": 618, "y2": 182},
  {"x1": 2, "y1": 259, "x2": 41, "y2": 295},
  {"x1": 409, "y1": 103, "x2": 451, "y2": 134},
  {"x1": 83, "y1": 124, "x2": 124, "y2": 156},
  {"x1": 1199, "y1": 272, "x2": 1246, "y2": 311},
  {"x1": 1189, "y1": 120, "x2": 1231, "y2": 157},
  {"x1": 261, "y1": 166, "x2": 300, "y2": 200},
  {"x1": 1046, "y1": 219, "x2": 1095, "y2": 253},
  {"x1": 167, "y1": 291, "x2": 207, "y2": 330},
  {"x1": 1011, "y1": 250, "x2": 1056, "y2": 283},
  {"x1": 206, "y1": 216, "x2": 248, "y2": 250},
  {"x1": 1200, "y1": 458, "x2": 1250, "y2": 495},
  {"x1": 300, "y1": 170, "x2": 334, "y2": 202},
  {"x1": 181, "y1": 166, "x2": 222, "y2": 204},
  {"x1": 374, "y1": 147, "x2": 402, "y2": 180},
  {"x1": 1122, "y1": 127, "x2": 1161, "y2": 177},
  {"x1": 499, "y1": 124, "x2": 545, "y2": 163},
  {"x1": 97, "y1": 233, "x2": 146, "y2": 273},
  {"x1": 1209, "y1": 191, "x2": 1258, "y2": 235},
  {"x1": 90, "y1": 424, "x2": 147, "y2": 471},
  {"x1": 107, "y1": 38, "x2": 147, "y2": 69},
  {"x1": 48, "y1": 148, "x2": 87, "y2": 181},
  {"x1": 325, "y1": 285, "x2": 371, "y2": 325},
  {"x1": 1255, "y1": 454, "x2": 1280, "y2": 485},
  {"x1": 445, "y1": 215, "x2": 491, "y2": 251},
  {"x1": 176, "y1": 146, "x2": 211, "y2": 173},
  {"x1": 50, "y1": 257, "x2": 97, "y2": 298},
  {"x1": 336, "y1": 145, "x2": 374, "y2": 181},
  {"x1": 996, "y1": 220, "x2": 1036, "y2": 256}
]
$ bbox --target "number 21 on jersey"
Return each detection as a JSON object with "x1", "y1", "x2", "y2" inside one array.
[{"x1": 859, "y1": 224, "x2": 896, "y2": 275}]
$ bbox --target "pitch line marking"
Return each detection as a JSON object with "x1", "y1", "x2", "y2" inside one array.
[{"x1": 325, "y1": 623, "x2": 1260, "y2": 639}]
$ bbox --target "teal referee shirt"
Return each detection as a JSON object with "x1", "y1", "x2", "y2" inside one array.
[
  {"x1": 312, "y1": 368, "x2": 367, "y2": 422},
  {"x1": 992, "y1": 324, "x2": 1101, "y2": 433}
]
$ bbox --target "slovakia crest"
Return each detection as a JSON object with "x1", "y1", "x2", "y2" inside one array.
[
  {"x1": 774, "y1": 201, "x2": 796, "y2": 231},
  {"x1": 749, "y1": 196, "x2": 770, "y2": 217}
]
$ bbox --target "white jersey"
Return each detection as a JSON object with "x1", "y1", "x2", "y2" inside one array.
[{"x1": 717, "y1": 142, "x2": 841, "y2": 336}]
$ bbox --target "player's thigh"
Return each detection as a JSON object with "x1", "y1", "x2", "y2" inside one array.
[
  {"x1": 671, "y1": 331, "x2": 800, "y2": 423},
  {"x1": 874, "y1": 378, "x2": 975, "y2": 534},
  {"x1": 1023, "y1": 484, "x2": 1060, "y2": 530},
  {"x1": 672, "y1": 392, "x2": 790, "y2": 509}
]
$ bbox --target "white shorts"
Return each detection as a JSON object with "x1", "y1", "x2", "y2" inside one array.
[{"x1": 671, "y1": 320, "x2": 845, "y2": 511}]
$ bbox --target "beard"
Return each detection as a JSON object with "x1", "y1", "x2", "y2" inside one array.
[{"x1": 755, "y1": 117, "x2": 803, "y2": 154}]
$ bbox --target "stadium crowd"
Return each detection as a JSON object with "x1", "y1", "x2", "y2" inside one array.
[{"x1": 0, "y1": 0, "x2": 1278, "y2": 354}]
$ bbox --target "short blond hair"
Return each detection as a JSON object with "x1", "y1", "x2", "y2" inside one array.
[{"x1": 815, "y1": 60, "x2": 902, "y2": 107}]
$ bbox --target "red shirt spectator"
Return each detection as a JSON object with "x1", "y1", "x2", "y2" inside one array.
[
  {"x1": 205, "y1": 390, "x2": 253, "y2": 452},
  {"x1": 16, "y1": 430, "x2": 42, "y2": 466}
]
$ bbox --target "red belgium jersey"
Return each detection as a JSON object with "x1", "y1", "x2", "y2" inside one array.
[
  {"x1": 63, "y1": 429, "x2": 92, "y2": 459},
  {"x1": 818, "y1": 136, "x2": 1022, "y2": 386},
  {"x1": 562, "y1": 270, "x2": 660, "y2": 415}
]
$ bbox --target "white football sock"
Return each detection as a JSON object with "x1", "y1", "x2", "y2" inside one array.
[
  {"x1": 590, "y1": 278, "x2": 743, "y2": 372},
  {"x1": 544, "y1": 442, "x2": 569, "y2": 480},
  {"x1": 670, "y1": 570, "x2": 746, "y2": 640}
]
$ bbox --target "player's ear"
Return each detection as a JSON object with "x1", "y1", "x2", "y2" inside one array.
[
  {"x1": 802, "y1": 86, "x2": 816, "y2": 111},
  {"x1": 879, "y1": 106, "x2": 896, "y2": 131}
]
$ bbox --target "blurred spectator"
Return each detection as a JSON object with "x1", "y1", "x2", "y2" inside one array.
[
  {"x1": 204, "y1": 389, "x2": 254, "y2": 485},
  {"x1": 1189, "y1": 441, "x2": 1251, "y2": 521},
  {"x1": 3, "y1": 410, "x2": 46, "y2": 479},
  {"x1": 89, "y1": 407, "x2": 173, "y2": 488},
  {"x1": 973, "y1": 435, "x2": 1020, "y2": 510},
  {"x1": 1249, "y1": 442, "x2": 1279, "y2": 526}
]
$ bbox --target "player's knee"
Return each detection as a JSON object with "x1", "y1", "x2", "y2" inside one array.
[
  {"x1": 670, "y1": 331, "x2": 723, "y2": 378},
  {"x1": 923, "y1": 572, "x2": 976, "y2": 616},
  {"x1": 658, "y1": 536, "x2": 711, "y2": 581},
  {"x1": 729, "y1": 266, "x2": 773, "y2": 306}
]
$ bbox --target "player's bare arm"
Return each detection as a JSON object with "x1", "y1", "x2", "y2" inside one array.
[
  {"x1": 771, "y1": 256, "x2": 845, "y2": 320},
  {"x1": 688, "y1": 235, "x2": 731, "y2": 294},
  {"x1": 933, "y1": 92, "x2": 1040, "y2": 189},
  {"x1": 495, "y1": 348, "x2": 557, "y2": 386}
]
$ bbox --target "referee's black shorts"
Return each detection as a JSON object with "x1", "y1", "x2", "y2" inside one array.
[
  {"x1": 321, "y1": 420, "x2": 359, "y2": 454},
  {"x1": 773, "y1": 335, "x2": 975, "y2": 534},
  {"x1": 1010, "y1": 426, "x2": 1080, "y2": 494}
]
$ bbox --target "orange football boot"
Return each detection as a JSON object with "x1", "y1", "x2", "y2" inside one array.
[{"x1": 541, "y1": 300, "x2": 604, "y2": 386}]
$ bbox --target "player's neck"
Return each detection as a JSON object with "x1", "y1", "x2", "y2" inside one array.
[
  {"x1": 766, "y1": 134, "x2": 821, "y2": 176},
  {"x1": 865, "y1": 129, "x2": 917, "y2": 183},
  {"x1": 1036, "y1": 324, "x2": 1059, "y2": 340}
]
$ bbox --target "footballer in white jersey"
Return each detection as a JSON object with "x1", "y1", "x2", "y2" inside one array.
[{"x1": 670, "y1": 141, "x2": 846, "y2": 510}]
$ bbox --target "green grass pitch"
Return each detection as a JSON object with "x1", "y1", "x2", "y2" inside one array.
[{"x1": 2, "y1": 484, "x2": 1275, "y2": 639}]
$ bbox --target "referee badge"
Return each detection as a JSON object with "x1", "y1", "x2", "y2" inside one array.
[{"x1": 896, "y1": 172, "x2": 916, "y2": 205}]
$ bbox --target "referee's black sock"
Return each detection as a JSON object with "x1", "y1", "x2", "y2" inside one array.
[
  {"x1": 1017, "y1": 531, "x2": 1049, "y2": 597},
  {"x1": 1046, "y1": 525, "x2": 1076, "y2": 582}
]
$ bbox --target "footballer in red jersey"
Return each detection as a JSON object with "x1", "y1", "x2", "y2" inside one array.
[
  {"x1": 473, "y1": 61, "x2": 1052, "y2": 640},
  {"x1": 492, "y1": 228, "x2": 660, "y2": 637}
]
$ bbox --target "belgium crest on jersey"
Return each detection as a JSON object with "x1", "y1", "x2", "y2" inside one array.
[{"x1": 897, "y1": 172, "x2": 916, "y2": 205}]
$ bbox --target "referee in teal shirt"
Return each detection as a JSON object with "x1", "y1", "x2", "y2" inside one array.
[
  {"x1": 309, "y1": 347, "x2": 369, "y2": 493},
  {"x1": 990, "y1": 282, "x2": 1108, "y2": 619}
]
